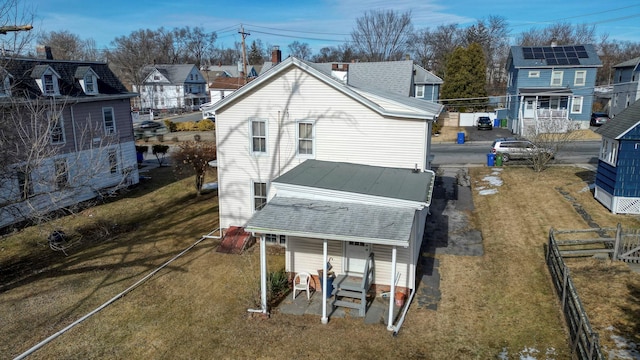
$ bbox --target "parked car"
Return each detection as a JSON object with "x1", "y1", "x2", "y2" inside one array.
[
  {"x1": 590, "y1": 112, "x2": 610, "y2": 126},
  {"x1": 134, "y1": 120, "x2": 168, "y2": 138},
  {"x1": 477, "y1": 116, "x2": 493, "y2": 130},
  {"x1": 491, "y1": 137, "x2": 554, "y2": 162}
]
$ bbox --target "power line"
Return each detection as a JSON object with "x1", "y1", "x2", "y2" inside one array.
[{"x1": 244, "y1": 23, "x2": 349, "y2": 36}]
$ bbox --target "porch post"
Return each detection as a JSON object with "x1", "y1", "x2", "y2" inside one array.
[
  {"x1": 260, "y1": 234, "x2": 268, "y2": 314},
  {"x1": 387, "y1": 245, "x2": 397, "y2": 331},
  {"x1": 321, "y1": 239, "x2": 328, "y2": 324}
]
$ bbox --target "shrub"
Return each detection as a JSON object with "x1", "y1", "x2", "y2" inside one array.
[
  {"x1": 175, "y1": 121, "x2": 198, "y2": 131},
  {"x1": 432, "y1": 120, "x2": 443, "y2": 135},
  {"x1": 135, "y1": 145, "x2": 148, "y2": 153},
  {"x1": 268, "y1": 268, "x2": 289, "y2": 305},
  {"x1": 197, "y1": 119, "x2": 215, "y2": 131},
  {"x1": 164, "y1": 120, "x2": 177, "y2": 132}
]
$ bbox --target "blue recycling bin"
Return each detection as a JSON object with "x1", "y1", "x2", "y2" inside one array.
[
  {"x1": 493, "y1": 119, "x2": 500, "y2": 127},
  {"x1": 319, "y1": 276, "x2": 334, "y2": 299},
  {"x1": 457, "y1": 132, "x2": 465, "y2": 144},
  {"x1": 487, "y1": 153, "x2": 495, "y2": 166}
]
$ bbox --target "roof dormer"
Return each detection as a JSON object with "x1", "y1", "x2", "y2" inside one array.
[
  {"x1": 31, "y1": 65, "x2": 61, "y2": 96},
  {"x1": 0, "y1": 68, "x2": 12, "y2": 97},
  {"x1": 75, "y1": 66, "x2": 100, "y2": 95}
]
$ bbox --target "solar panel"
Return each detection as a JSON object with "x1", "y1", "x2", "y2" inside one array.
[{"x1": 520, "y1": 45, "x2": 589, "y2": 64}]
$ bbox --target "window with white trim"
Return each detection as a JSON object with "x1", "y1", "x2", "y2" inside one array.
[
  {"x1": 574, "y1": 71, "x2": 586, "y2": 86},
  {"x1": 103, "y1": 107, "x2": 115, "y2": 134},
  {"x1": 528, "y1": 71, "x2": 540, "y2": 78},
  {"x1": 415, "y1": 85, "x2": 425, "y2": 98},
  {"x1": 297, "y1": 121, "x2": 315, "y2": 157},
  {"x1": 265, "y1": 234, "x2": 286, "y2": 245},
  {"x1": 44, "y1": 74, "x2": 56, "y2": 95},
  {"x1": 84, "y1": 73, "x2": 96, "y2": 93},
  {"x1": 49, "y1": 111, "x2": 65, "y2": 144},
  {"x1": 108, "y1": 149, "x2": 118, "y2": 174},
  {"x1": 599, "y1": 138, "x2": 618, "y2": 166},
  {"x1": 54, "y1": 159, "x2": 68, "y2": 190},
  {"x1": 253, "y1": 181, "x2": 267, "y2": 210},
  {"x1": 571, "y1": 96, "x2": 583, "y2": 114},
  {"x1": 250, "y1": 119, "x2": 267, "y2": 154},
  {"x1": 551, "y1": 71, "x2": 563, "y2": 86}
]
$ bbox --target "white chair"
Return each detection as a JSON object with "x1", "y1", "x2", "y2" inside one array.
[{"x1": 292, "y1": 272, "x2": 311, "y2": 300}]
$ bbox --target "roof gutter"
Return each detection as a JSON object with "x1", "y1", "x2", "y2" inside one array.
[{"x1": 243, "y1": 227, "x2": 411, "y2": 248}]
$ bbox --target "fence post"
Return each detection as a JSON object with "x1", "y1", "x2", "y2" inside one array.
[
  {"x1": 612, "y1": 223, "x2": 622, "y2": 261},
  {"x1": 561, "y1": 265, "x2": 569, "y2": 310},
  {"x1": 571, "y1": 315, "x2": 584, "y2": 355}
]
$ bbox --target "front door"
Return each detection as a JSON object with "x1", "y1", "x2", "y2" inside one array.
[
  {"x1": 345, "y1": 241, "x2": 371, "y2": 276},
  {"x1": 523, "y1": 99, "x2": 535, "y2": 118}
]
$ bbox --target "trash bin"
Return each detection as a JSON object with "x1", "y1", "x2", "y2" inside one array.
[
  {"x1": 500, "y1": 118, "x2": 507, "y2": 128},
  {"x1": 496, "y1": 153, "x2": 503, "y2": 166},
  {"x1": 317, "y1": 270, "x2": 335, "y2": 299},
  {"x1": 493, "y1": 119, "x2": 500, "y2": 128},
  {"x1": 457, "y1": 132, "x2": 465, "y2": 144},
  {"x1": 487, "y1": 153, "x2": 495, "y2": 166}
]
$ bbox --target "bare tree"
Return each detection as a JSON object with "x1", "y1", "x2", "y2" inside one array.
[
  {"x1": 287, "y1": 41, "x2": 312, "y2": 60},
  {"x1": 350, "y1": 9, "x2": 413, "y2": 61},
  {"x1": 171, "y1": 141, "x2": 217, "y2": 197},
  {"x1": 516, "y1": 22, "x2": 596, "y2": 46},
  {"x1": 525, "y1": 119, "x2": 581, "y2": 172},
  {"x1": 37, "y1": 30, "x2": 98, "y2": 60},
  {"x1": 410, "y1": 24, "x2": 462, "y2": 79},
  {"x1": 172, "y1": 26, "x2": 217, "y2": 68}
]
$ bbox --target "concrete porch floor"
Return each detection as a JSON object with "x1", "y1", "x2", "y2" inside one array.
[{"x1": 275, "y1": 290, "x2": 403, "y2": 325}]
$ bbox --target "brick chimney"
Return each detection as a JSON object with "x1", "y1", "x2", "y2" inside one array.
[
  {"x1": 36, "y1": 45, "x2": 53, "y2": 60},
  {"x1": 331, "y1": 63, "x2": 349, "y2": 83},
  {"x1": 271, "y1": 46, "x2": 282, "y2": 64}
]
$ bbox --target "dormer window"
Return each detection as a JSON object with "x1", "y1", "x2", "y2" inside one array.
[
  {"x1": 75, "y1": 67, "x2": 100, "y2": 95},
  {"x1": 32, "y1": 65, "x2": 61, "y2": 96}
]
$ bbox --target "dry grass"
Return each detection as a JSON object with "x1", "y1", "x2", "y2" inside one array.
[{"x1": 1, "y1": 166, "x2": 638, "y2": 359}]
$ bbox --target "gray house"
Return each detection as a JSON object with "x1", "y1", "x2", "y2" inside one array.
[
  {"x1": 134, "y1": 64, "x2": 208, "y2": 111},
  {"x1": 0, "y1": 55, "x2": 139, "y2": 230},
  {"x1": 611, "y1": 57, "x2": 640, "y2": 118}
]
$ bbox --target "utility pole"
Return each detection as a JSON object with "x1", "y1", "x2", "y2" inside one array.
[{"x1": 238, "y1": 25, "x2": 250, "y2": 84}]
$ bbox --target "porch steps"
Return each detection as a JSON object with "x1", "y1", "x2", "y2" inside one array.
[{"x1": 332, "y1": 276, "x2": 368, "y2": 317}]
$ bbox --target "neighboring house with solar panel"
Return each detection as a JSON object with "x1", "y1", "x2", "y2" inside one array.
[
  {"x1": 505, "y1": 44, "x2": 602, "y2": 136},
  {"x1": 611, "y1": 57, "x2": 640, "y2": 118},
  {"x1": 133, "y1": 64, "x2": 208, "y2": 111},
  {"x1": 208, "y1": 56, "x2": 443, "y2": 324},
  {"x1": 593, "y1": 100, "x2": 640, "y2": 214}
]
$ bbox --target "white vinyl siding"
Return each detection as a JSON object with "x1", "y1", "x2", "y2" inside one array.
[
  {"x1": 215, "y1": 67, "x2": 429, "y2": 229},
  {"x1": 551, "y1": 71, "x2": 563, "y2": 86}
]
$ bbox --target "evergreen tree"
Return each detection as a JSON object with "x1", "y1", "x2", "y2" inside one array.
[
  {"x1": 248, "y1": 41, "x2": 264, "y2": 65},
  {"x1": 441, "y1": 43, "x2": 487, "y2": 111}
]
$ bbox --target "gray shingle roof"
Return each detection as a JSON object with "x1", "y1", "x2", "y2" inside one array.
[
  {"x1": 596, "y1": 100, "x2": 640, "y2": 140},
  {"x1": 2, "y1": 57, "x2": 133, "y2": 99},
  {"x1": 245, "y1": 196, "x2": 415, "y2": 245},
  {"x1": 613, "y1": 57, "x2": 640, "y2": 68},
  {"x1": 142, "y1": 64, "x2": 202, "y2": 84},
  {"x1": 274, "y1": 160, "x2": 434, "y2": 203}
]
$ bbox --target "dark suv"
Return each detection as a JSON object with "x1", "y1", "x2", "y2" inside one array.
[
  {"x1": 477, "y1": 116, "x2": 493, "y2": 130},
  {"x1": 491, "y1": 137, "x2": 554, "y2": 162},
  {"x1": 590, "y1": 112, "x2": 609, "y2": 126}
]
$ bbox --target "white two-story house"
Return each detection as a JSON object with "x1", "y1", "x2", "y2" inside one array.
[
  {"x1": 209, "y1": 56, "x2": 442, "y2": 325},
  {"x1": 134, "y1": 64, "x2": 208, "y2": 112}
]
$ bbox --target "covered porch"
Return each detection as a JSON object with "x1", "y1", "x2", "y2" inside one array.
[{"x1": 517, "y1": 88, "x2": 574, "y2": 135}]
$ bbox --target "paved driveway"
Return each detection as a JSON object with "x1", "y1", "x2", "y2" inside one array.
[{"x1": 464, "y1": 126, "x2": 513, "y2": 143}]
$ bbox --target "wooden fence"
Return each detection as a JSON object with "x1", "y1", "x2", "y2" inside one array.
[{"x1": 546, "y1": 228, "x2": 605, "y2": 360}]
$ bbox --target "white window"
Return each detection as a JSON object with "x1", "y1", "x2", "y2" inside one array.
[
  {"x1": 265, "y1": 234, "x2": 286, "y2": 245},
  {"x1": 103, "y1": 107, "x2": 115, "y2": 134},
  {"x1": 415, "y1": 85, "x2": 425, "y2": 98},
  {"x1": 614, "y1": 93, "x2": 618, "y2": 107},
  {"x1": 250, "y1": 119, "x2": 267, "y2": 154},
  {"x1": 551, "y1": 71, "x2": 563, "y2": 86},
  {"x1": 574, "y1": 71, "x2": 586, "y2": 86},
  {"x1": 49, "y1": 111, "x2": 65, "y2": 144},
  {"x1": 297, "y1": 121, "x2": 315, "y2": 157},
  {"x1": 528, "y1": 71, "x2": 540, "y2": 78},
  {"x1": 571, "y1": 96, "x2": 583, "y2": 114},
  {"x1": 626, "y1": 94, "x2": 631, "y2": 108},
  {"x1": 253, "y1": 181, "x2": 267, "y2": 211},
  {"x1": 84, "y1": 74, "x2": 96, "y2": 93},
  {"x1": 44, "y1": 74, "x2": 55, "y2": 94},
  {"x1": 599, "y1": 138, "x2": 618, "y2": 166},
  {"x1": 108, "y1": 149, "x2": 118, "y2": 174},
  {"x1": 55, "y1": 159, "x2": 68, "y2": 190}
]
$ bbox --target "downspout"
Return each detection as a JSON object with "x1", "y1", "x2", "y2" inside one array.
[
  {"x1": 392, "y1": 288, "x2": 415, "y2": 336},
  {"x1": 247, "y1": 234, "x2": 269, "y2": 315},
  {"x1": 70, "y1": 104, "x2": 78, "y2": 152},
  {"x1": 387, "y1": 245, "x2": 397, "y2": 331},
  {"x1": 321, "y1": 239, "x2": 329, "y2": 324}
]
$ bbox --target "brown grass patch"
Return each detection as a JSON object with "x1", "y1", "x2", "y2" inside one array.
[{"x1": 1, "y1": 166, "x2": 639, "y2": 358}]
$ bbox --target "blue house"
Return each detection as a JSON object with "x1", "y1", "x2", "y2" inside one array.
[
  {"x1": 505, "y1": 44, "x2": 601, "y2": 136},
  {"x1": 594, "y1": 99, "x2": 640, "y2": 214},
  {"x1": 611, "y1": 57, "x2": 640, "y2": 118}
]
